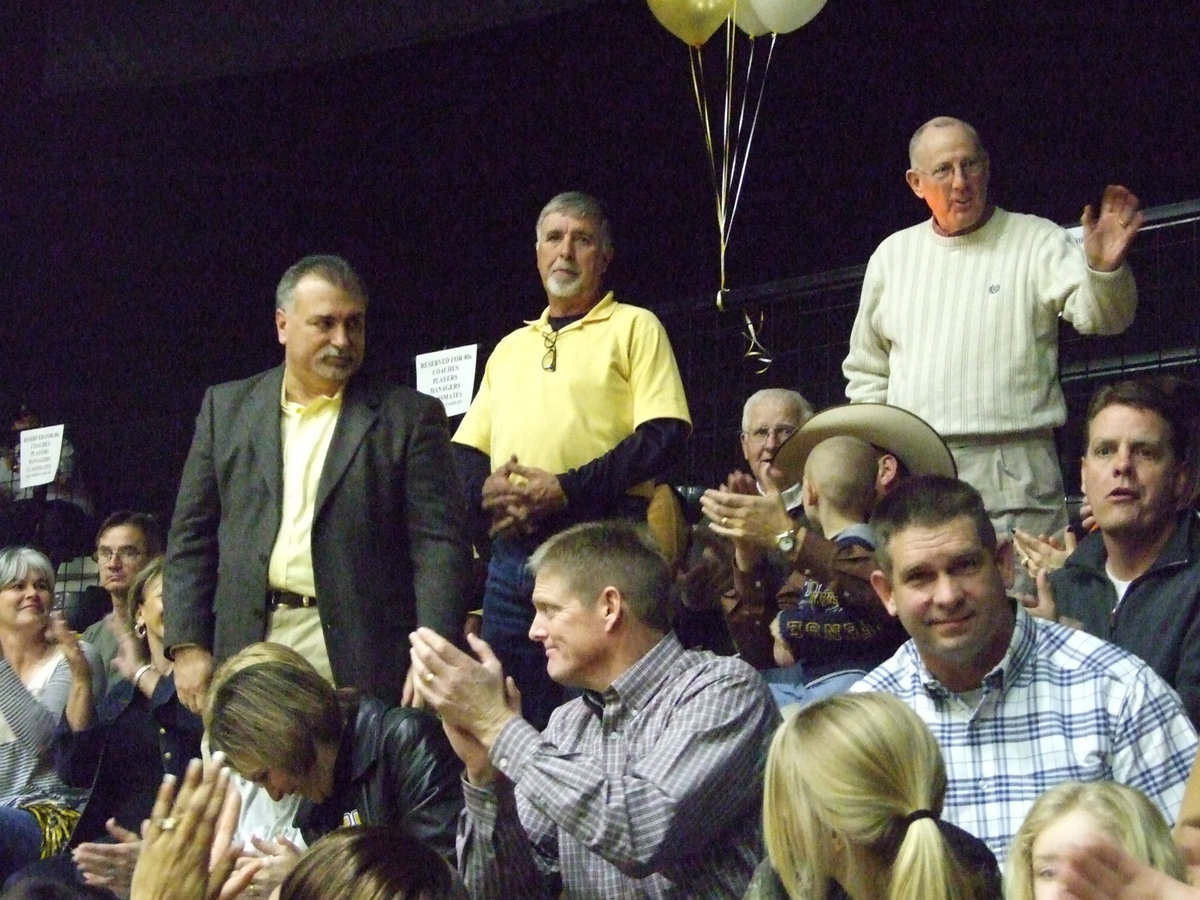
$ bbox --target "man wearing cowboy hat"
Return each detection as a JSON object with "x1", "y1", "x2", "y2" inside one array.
[{"x1": 700, "y1": 403, "x2": 956, "y2": 700}]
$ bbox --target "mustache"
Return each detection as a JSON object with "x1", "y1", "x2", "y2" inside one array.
[{"x1": 319, "y1": 347, "x2": 357, "y2": 361}]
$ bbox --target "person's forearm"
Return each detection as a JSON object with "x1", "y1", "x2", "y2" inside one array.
[
  {"x1": 460, "y1": 778, "x2": 557, "y2": 899},
  {"x1": 64, "y1": 675, "x2": 93, "y2": 732},
  {"x1": 452, "y1": 441, "x2": 491, "y2": 513},
  {"x1": 556, "y1": 418, "x2": 687, "y2": 517},
  {"x1": 163, "y1": 389, "x2": 222, "y2": 651},
  {"x1": 723, "y1": 567, "x2": 777, "y2": 670},
  {"x1": 408, "y1": 406, "x2": 473, "y2": 639}
]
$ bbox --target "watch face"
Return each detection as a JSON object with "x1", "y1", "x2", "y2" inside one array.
[{"x1": 776, "y1": 531, "x2": 796, "y2": 553}]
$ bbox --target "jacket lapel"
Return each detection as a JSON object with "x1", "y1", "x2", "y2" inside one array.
[
  {"x1": 315, "y1": 379, "x2": 378, "y2": 517},
  {"x1": 245, "y1": 367, "x2": 286, "y2": 511}
]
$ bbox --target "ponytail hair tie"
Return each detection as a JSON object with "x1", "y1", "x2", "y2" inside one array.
[{"x1": 900, "y1": 809, "x2": 936, "y2": 830}]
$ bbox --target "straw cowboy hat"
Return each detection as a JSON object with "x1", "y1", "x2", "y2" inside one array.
[{"x1": 773, "y1": 402, "x2": 957, "y2": 488}]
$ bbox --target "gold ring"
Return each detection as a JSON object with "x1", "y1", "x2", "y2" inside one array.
[
  {"x1": 159, "y1": 816, "x2": 178, "y2": 831},
  {"x1": 721, "y1": 516, "x2": 729, "y2": 527},
  {"x1": 423, "y1": 671, "x2": 435, "y2": 684}
]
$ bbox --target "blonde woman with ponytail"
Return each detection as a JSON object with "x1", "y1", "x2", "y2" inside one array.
[{"x1": 756, "y1": 692, "x2": 1000, "y2": 900}]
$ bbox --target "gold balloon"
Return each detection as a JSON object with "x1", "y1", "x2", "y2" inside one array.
[{"x1": 647, "y1": 0, "x2": 735, "y2": 47}]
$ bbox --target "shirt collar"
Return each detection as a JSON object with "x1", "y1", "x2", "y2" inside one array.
[
  {"x1": 525, "y1": 291, "x2": 616, "y2": 329},
  {"x1": 775, "y1": 482, "x2": 804, "y2": 512},
  {"x1": 930, "y1": 204, "x2": 997, "y2": 238},
  {"x1": 915, "y1": 600, "x2": 1024, "y2": 696},
  {"x1": 279, "y1": 380, "x2": 344, "y2": 415},
  {"x1": 830, "y1": 522, "x2": 875, "y2": 545},
  {"x1": 581, "y1": 631, "x2": 684, "y2": 717}
]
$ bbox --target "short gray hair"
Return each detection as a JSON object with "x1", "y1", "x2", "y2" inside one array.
[
  {"x1": 275, "y1": 254, "x2": 368, "y2": 311},
  {"x1": 0, "y1": 546, "x2": 55, "y2": 592},
  {"x1": 741, "y1": 388, "x2": 814, "y2": 432},
  {"x1": 527, "y1": 520, "x2": 670, "y2": 632},
  {"x1": 535, "y1": 192, "x2": 613, "y2": 253},
  {"x1": 908, "y1": 117, "x2": 986, "y2": 169}
]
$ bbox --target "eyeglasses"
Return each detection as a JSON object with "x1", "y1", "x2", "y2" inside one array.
[
  {"x1": 94, "y1": 546, "x2": 145, "y2": 564},
  {"x1": 542, "y1": 329, "x2": 559, "y2": 372},
  {"x1": 912, "y1": 155, "x2": 985, "y2": 184},
  {"x1": 744, "y1": 425, "x2": 798, "y2": 444}
]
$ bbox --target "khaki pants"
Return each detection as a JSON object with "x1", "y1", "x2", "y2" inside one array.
[
  {"x1": 948, "y1": 430, "x2": 1069, "y2": 594},
  {"x1": 267, "y1": 605, "x2": 334, "y2": 686}
]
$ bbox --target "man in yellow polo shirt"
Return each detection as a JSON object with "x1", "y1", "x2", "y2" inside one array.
[
  {"x1": 453, "y1": 192, "x2": 691, "y2": 728},
  {"x1": 164, "y1": 254, "x2": 471, "y2": 714}
]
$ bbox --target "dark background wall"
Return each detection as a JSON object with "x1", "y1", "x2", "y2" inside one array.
[{"x1": 1, "y1": 0, "x2": 1197, "y2": 520}]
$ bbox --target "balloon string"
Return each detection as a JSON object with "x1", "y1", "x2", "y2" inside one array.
[
  {"x1": 727, "y1": 32, "x2": 776, "y2": 238},
  {"x1": 689, "y1": 6, "x2": 774, "y2": 372},
  {"x1": 720, "y1": 16, "x2": 734, "y2": 290},
  {"x1": 689, "y1": 45, "x2": 725, "y2": 293},
  {"x1": 727, "y1": 6, "x2": 775, "y2": 371},
  {"x1": 724, "y1": 28, "x2": 753, "y2": 242},
  {"x1": 742, "y1": 309, "x2": 772, "y2": 373}
]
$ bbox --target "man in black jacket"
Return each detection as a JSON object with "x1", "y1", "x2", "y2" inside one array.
[
  {"x1": 165, "y1": 254, "x2": 470, "y2": 714},
  {"x1": 1045, "y1": 376, "x2": 1200, "y2": 726}
]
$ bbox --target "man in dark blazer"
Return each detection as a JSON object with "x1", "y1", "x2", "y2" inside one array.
[{"x1": 164, "y1": 254, "x2": 471, "y2": 713}]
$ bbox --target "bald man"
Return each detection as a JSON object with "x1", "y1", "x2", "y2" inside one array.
[{"x1": 844, "y1": 115, "x2": 1141, "y2": 551}]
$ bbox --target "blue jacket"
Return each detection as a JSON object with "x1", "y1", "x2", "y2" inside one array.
[{"x1": 56, "y1": 672, "x2": 203, "y2": 845}]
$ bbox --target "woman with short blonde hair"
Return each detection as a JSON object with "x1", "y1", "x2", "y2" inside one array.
[{"x1": 203, "y1": 642, "x2": 462, "y2": 881}]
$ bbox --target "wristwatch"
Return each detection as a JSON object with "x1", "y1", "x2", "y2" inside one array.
[{"x1": 774, "y1": 527, "x2": 798, "y2": 554}]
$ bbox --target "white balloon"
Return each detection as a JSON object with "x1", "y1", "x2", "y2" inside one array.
[
  {"x1": 733, "y1": 0, "x2": 771, "y2": 36},
  {"x1": 748, "y1": 0, "x2": 828, "y2": 34}
]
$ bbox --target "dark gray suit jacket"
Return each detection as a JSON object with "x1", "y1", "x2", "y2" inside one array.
[{"x1": 163, "y1": 366, "x2": 471, "y2": 704}]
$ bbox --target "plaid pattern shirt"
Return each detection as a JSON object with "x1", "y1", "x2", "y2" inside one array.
[
  {"x1": 458, "y1": 633, "x2": 779, "y2": 899},
  {"x1": 856, "y1": 605, "x2": 1198, "y2": 864}
]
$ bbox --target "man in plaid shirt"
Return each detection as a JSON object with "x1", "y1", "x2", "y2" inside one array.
[
  {"x1": 857, "y1": 475, "x2": 1196, "y2": 864},
  {"x1": 410, "y1": 520, "x2": 779, "y2": 899}
]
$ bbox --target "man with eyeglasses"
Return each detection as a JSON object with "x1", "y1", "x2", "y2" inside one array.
[
  {"x1": 83, "y1": 509, "x2": 162, "y2": 685},
  {"x1": 737, "y1": 389, "x2": 814, "y2": 507},
  {"x1": 452, "y1": 191, "x2": 691, "y2": 729},
  {"x1": 700, "y1": 402, "x2": 953, "y2": 705},
  {"x1": 675, "y1": 390, "x2": 814, "y2": 656},
  {"x1": 843, "y1": 115, "x2": 1142, "y2": 560}
]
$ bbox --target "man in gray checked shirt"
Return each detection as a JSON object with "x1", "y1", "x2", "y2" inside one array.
[{"x1": 409, "y1": 519, "x2": 779, "y2": 899}]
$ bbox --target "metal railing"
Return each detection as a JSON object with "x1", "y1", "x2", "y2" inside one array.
[{"x1": 656, "y1": 199, "x2": 1200, "y2": 490}]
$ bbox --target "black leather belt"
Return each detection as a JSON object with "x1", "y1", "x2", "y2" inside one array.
[{"x1": 267, "y1": 589, "x2": 317, "y2": 610}]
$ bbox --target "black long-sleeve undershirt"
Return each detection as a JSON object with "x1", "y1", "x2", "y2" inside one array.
[{"x1": 452, "y1": 417, "x2": 688, "y2": 542}]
